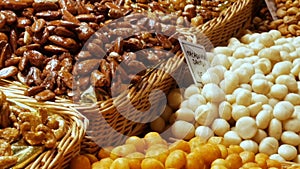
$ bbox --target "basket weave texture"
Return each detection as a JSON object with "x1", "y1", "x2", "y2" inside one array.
[
  {"x1": 79, "y1": 0, "x2": 257, "y2": 152},
  {"x1": 0, "y1": 80, "x2": 87, "y2": 169},
  {"x1": 198, "y1": 0, "x2": 256, "y2": 46}
]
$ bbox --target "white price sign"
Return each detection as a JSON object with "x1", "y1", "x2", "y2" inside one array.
[{"x1": 179, "y1": 40, "x2": 210, "y2": 85}]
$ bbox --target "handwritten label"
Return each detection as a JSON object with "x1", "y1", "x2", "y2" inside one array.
[
  {"x1": 265, "y1": 0, "x2": 278, "y2": 20},
  {"x1": 179, "y1": 40, "x2": 210, "y2": 85}
]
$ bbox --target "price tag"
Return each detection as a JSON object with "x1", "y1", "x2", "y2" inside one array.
[
  {"x1": 179, "y1": 40, "x2": 210, "y2": 85},
  {"x1": 265, "y1": 0, "x2": 278, "y2": 20}
]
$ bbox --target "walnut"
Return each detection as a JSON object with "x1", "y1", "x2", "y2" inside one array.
[
  {"x1": 0, "y1": 156, "x2": 18, "y2": 169},
  {"x1": 0, "y1": 139, "x2": 13, "y2": 156},
  {"x1": 0, "y1": 128, "x2": 20, "y2": 143}
]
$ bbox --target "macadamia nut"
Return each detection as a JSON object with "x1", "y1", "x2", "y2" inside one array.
[
  {"x1": 259, "y1": 137, "x2": 279, "y2": 155},
  {"x1": 236, "y1": 117, "x2": 258, "y2": 139},
  {"x1": 175, "y1": 108, "x2": 194, "y2": 122},
  {"x1": 218, "y1": 101, "x2": 232, "y2": 121},
  {"x1": 194, "y1": 104, "x2": 218, "y2": 126},
  {"x1": 252, "y1": 79, "x2": 270, "y2": 95},
  {"x1": 270, "y1": 84, "x2": 288, "y2": 100},
  {"x1": 268, "y1": 118, "x2": 282, "y2": 140},
  {"x1": 171, "y1": 120, "x2": 195, "y2": 140},
  {"x1": 201, "y1": 83, "x2": 225, "y2": 103},
  {"x1": 278, "y1": 144, "x2": 297, "y2": 161},
  {"x1": 283, "y1": 118, "x2": 300, "y2": 133},
  {"x1": 235, "y1": 89, "x2": 252, "y2": 106},
  {"x1": 240, "y1": 140, "x2": 259, "y2": 153},
  {"x1": 211, "y1": 118, "x2": 230, "y2": 136},
  {"x1": 256, "y1": 110, "x2": 272, "y2": 129},
  {"x1": 273, "y1": 101, "x2": 294, "y2": 121},
  {"x1": 184, "y1": 85, "x2": 201, "y2": 99},
  {"x1": 231, "y1": 104, "x2": 250, "y2": 121},
  {"x1": 272, "y1": 61, "x2": 292, "y2": 77},
  {"x1": 223, "y1": 131, "x2": 242, "y2": 146},
  {"x1": 258, "y1": 48, "x2": 281, "y2": 62},
  {"x1": 187, "y1": 94, "x2": 206, "y2": 111},
  {"x1": 195, "y1": 126, "x2": 214, "y2": 141},
  {"x1": 284, "y1": 93, "x2": 300, "y2": 105},
  {"x1": 276, "y1": 75, "x2": 298, "y2": 93},
  {"x1": 281, "y1": 131, "x2": 300, "y2": 146}
]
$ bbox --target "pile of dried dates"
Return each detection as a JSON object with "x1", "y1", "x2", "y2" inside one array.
[{"x1": 0, "y1": 90, "x2": 66, "y2": 168}]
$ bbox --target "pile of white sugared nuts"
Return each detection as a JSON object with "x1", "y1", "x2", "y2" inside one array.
[{"x1": 168, "y1": 29, "x2": 300, "y2": 163}]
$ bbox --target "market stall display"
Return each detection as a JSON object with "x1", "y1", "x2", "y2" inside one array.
[{"x1": 2, "y1": 0, "x2": 300, "y2": 168}]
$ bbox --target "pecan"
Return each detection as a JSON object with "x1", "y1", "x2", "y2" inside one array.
[
  {"x1": 86, "y1": 42, "x2": 105, "y2": 57},
  {"x1": 15, "y1": 43, "x2": 41, "y2": 56},
  {"x1": 24, "y1": 50, "x2": 47, "y2": 68},
  {"x1": 99, "y1": 59, "x2": 111, "y2": 84},
  {"x1": 123, "y1": 38, "x2": 143, "y2": 51},
  {"x1": 77, "y1": 51, "x2": 92, "y2": 60},
  {"x1": 16, "y1": 17, "x2": 32, "y2": 29},
  {"x1": 58, "y1": 0, "x2": 77, "y2": 15},
  {"x1": 44, "y1": 45, "x2": 68, "y2": 53},
  {"x1": 0, "y1": 66, "x2": 18, "y2": 79},
  {"x1": 35, "y1": 11, "x2": 62, "y2": 20},
  {"x1": 53, "y1": 26, "x2": 76, "y2": 38},
  {"x1": 90, "y1": 70, "x2": 109, "y2": 87},
  {"x1": 31, "y1": 18, "x2": 46, "y2": 33},
  {"x1": 48, "y1": 35, "x2": 78, "y2": 49},
  {"x1": 0, "y1": 12, "x2": 6, "y2": 29},
  {"x1": 0, "y1": 33, "x2": 8, "y2": 42},
  {"x1": 9, "y1": 29, "x2": 17, "y2": 53},
  {"x1": 41, "y1": 71, "x2": 58, "y2": 90},
  {"x1": 156, "y1": 33, "x2": 172, "y2": 49},
  {"x1": 74, "y1": 59, "x2": 100, "y2": 76},
  {"x1": 43, "y1": 59, "x2": 60, "y2": 77},
  {"x1": 5, "y1": 57, "x2": 21, "y2": 67},
  {"x1": 0, "y1": 10, "x2": 16, "y2": 25},
  {"x1": 47, "y1": 20, "x2": 79, "y2": 29},
  {"x1": 61, "y1": 9, "x2": 80, "y2": 24},
  {"x1": 76, "y1": 23, "x2": 95, "y2": 41},
  {"x1": 18, "y1": 54, "x2": 28, "y2": 72},
  {"x1": 25, "y1": 86, "x2": 46, "y2": 96},
  {"x1": 22, "y1": 8, "x2": 34, "y2": 18},
  {"x1": 59, "y1": 70, "x2": 73, "y2": 88},
  {"x1": 32, "y1": 2, "x2": 59, "y2": 12},
  {"x1": 88, "y1": 22, "x2": 100, "y2": 31},
  {"x1": 76, "y1": 14, "x2": 96, "y2": 22},
  {"x1": 25, "y1": 67, "x2": 43, "y2": 86},
  {"x1": 78, "y1": 76, "x2": 90, "y2": 90},
  {"x1": 35, "y1": 90, "x2": 56, "y2": 101},
  {"x1": 0, "y1": 43, "x2": 11, "y2": 69}
]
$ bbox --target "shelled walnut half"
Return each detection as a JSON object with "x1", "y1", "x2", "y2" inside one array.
[{"x1": 0, "y1": 89, "x2": 67, "y2": 168}]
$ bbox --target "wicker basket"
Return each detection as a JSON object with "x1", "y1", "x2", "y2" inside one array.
[
  {"x1": 0, "y1": 80, "x2": 87, "y2": 169},
  {"x1": 197, "y1": 0, "x2": 257, "y2": 46},
  {"x1": 281, "y1": 162, "x2": 300, "y2": 169},
  {"x1": 78, "y1": 51, "x2": 187, "y2": 151},
  {"x1": 79, "y1": 0, "x2": 259, "y2": 153}
]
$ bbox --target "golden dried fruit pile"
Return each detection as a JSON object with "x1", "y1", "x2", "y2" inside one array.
[{"x1": 71, "y1": 132, "x2": 285, "y2": 169}]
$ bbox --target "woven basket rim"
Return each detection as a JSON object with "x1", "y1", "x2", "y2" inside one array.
[
  {"x1": 197, "y1": 0, "x2": 252, "y2": 33},
  {"x1": 0, "y1": 79, "x2": 87, "y2": 169}
]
